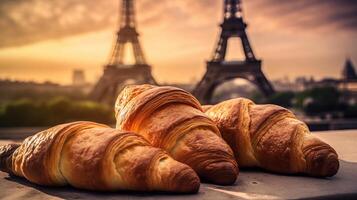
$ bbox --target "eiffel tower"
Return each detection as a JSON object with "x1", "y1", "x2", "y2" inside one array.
[
  {"x1": 193, "y1": 0, "x2": 275, "y2": 104},
  {"x1": 90, "y1": 0, "x2": 156, "y2": 104}
]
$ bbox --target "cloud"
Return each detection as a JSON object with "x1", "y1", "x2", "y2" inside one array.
[
  {"x1": 0, "y1": 0, "x2": 116, "y2": 47},
  {"x1": 0, "y1": 0, "x2": 356, "y2": 48},
  {"x1": 247, "y1": 0, "x2": 357, "y2": 32}
]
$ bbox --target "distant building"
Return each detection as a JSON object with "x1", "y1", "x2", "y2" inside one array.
[
  {"x1": 272, "y1": 76, "x2": 315, "y2": 92},
  {"x1": 340, "y1": 59, "x2": 357, "y2": 105},
  {"x1": 72, "y1": 69, "x2": 86, "y2": 86},
  {"x1": 272, "y1": 78, "x2": 296, "y2": 92},
  {"x1": 342, "y1": 59, "x2": 357, "y2": 81},
  {"x1": 298, "y1": 59, "x2": 357, "y2": 105},
  {"x1": 295, "y1": 76, "x2": 315, "y2": 91},
  {"x1": 308, "y1": 78, "x2": 340, "y2": 89}
]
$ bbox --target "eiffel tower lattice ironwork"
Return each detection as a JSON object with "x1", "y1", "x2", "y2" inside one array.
[
  {"x1": 90, "y1": 0, "x2": 156, "y2": 104},
  {"x1": 193, "y1": 0, "x2": 275, "y2": 104}
]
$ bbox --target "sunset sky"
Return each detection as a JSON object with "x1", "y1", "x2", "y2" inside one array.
[{"x1": 0, "y1": 0, "x2": 356, "y2": 85}]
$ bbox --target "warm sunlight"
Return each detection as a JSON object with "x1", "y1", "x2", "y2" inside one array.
[{"x1": 0, "y1": 0, "x2": 356, "y2": 85}]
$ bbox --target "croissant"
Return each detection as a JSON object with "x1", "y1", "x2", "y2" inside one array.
[
  {"x1": 0, "y1": 121, "x2": 200, "y2": 193},
  {"x1": 115, "y1": 84, "x2": 238, "y2": 185},
  {"x1": 204, "y1": 98, "x2": 339, "y2": 177}
]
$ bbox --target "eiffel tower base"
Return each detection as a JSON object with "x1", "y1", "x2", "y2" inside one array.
[
  {"x1": 90, "y1": 64, "x2": 156, "y2": 105},
  {"x1": 193, "y1": 60, "x2": 275, "y2": 104}
]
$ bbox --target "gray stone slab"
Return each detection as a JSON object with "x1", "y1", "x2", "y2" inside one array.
[{"x1": 0, "y1": 130, "x2": 357, "y2": 199}]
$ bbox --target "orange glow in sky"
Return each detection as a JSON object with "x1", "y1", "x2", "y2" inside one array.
[{"x1": 0, "y1": 0, "x2": 356, "y2": 85}]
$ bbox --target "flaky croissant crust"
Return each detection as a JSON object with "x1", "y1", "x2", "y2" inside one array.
[
  {"x1": 115, "y1": 85, "x2": 239, "y2": 185},
  {"x1": 205, "y1": 98, "x2": 339, "y2": 177},
  {"x1": 115, "y1": 85, "x2": 203, "y2": 131},
  {"x1": 0, "y1": 121, "x2": 200, "y2": 193}
]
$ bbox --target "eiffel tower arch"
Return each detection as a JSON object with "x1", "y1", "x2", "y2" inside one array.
[
  {"x1": 90, "y1": 0, "x2": 156, "y2": 104},
  {"x1": 193, "y1": 0, "x2": 275, "y2": 104}
]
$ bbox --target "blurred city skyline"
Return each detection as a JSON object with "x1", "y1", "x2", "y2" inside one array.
[{"x1": 0, "y1": 0, "x2": 356, "y2": 85}]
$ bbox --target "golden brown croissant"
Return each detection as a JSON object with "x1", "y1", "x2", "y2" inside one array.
[
  {"x1": 115, "y1": 84, "x2": 238, "y2": 185},
  {"x1": 0, "y1": 121, "x2": 200, "y2": 193},
  {"x1": 204, "y1": 98, "x2": 339, "y2": 177}
]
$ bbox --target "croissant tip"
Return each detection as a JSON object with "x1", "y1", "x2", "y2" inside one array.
[
  {"x1": 181, "y1": 176, "x2": 200, "y2": 194},
  {"x1": 307, "y1": 151, "x2": 340, "y2": 177},
  {"x1": 0, "y1": 144, "x2": 20, "y2": 173},
  {"x1": 202, "y1": 161, "x2": 239, "y2": 185},
  {"x1": 323, "y1": 153, "x2": 340, "y2": 177},
  {"x1": 170, "y1": 167, "x2": 200, "y2": 193}
]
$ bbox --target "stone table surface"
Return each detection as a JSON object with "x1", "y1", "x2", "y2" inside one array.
[{"x1": 1, "y1": 130, "x2": 357, "y2": 200}]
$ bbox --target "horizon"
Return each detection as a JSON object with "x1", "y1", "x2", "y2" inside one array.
[{"x1": 0, "y1": 0, "x2": 356, "y2": 85}]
